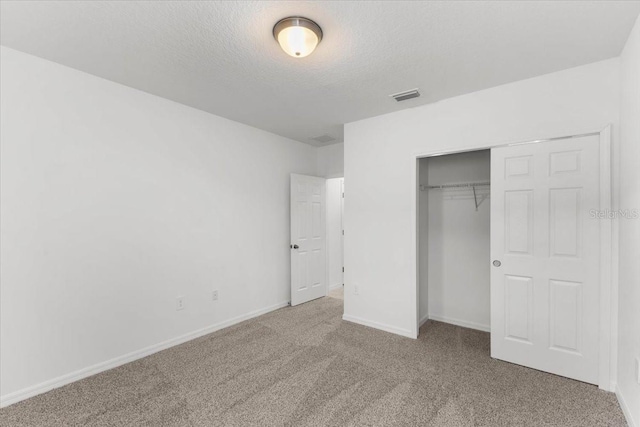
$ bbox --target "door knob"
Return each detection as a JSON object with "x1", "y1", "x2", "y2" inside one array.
[
  {"x1": 291, "y1": 244, "x2": 299, "y2": 249},
  {"x1": 493, "y1": 260, "x2": 501, "y2": 267}
]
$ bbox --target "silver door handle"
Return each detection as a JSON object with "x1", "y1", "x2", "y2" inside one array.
[{"x1": 493, "y1": 260, "x2": 501, "y2": 267}]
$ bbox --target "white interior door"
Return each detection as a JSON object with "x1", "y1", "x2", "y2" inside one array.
[
  {"x1": 290, "y1": 174, "x2": 327, "y2": 306},
  {"x1": 491, "y1": 134, "x2": 601, "y2": 384}
]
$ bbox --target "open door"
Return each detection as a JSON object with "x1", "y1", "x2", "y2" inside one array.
[
  {"x1": 490, "y1": 134, "x2": 602, "y2": 385},
  {"x1": 290, "y1": 174, "x2": 327, "y2": 306}
]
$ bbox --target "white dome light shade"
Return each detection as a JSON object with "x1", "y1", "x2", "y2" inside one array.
[
  {"x1": 277, "y1": 26, "x2": 318, "y2": 58},
  {"x1": 273, "y1": 17, "x2": 323, "y2": 58}
]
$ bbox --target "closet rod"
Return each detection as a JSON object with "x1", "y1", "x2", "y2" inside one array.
[{"x1": 419, "y1": 181, "x2": 490, "y2": 210}]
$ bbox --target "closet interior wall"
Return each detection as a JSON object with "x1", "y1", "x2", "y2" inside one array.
[{"x1": 419, "y1": 150, "x2": 491, "y2": 332}]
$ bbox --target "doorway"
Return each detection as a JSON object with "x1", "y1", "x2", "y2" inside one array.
[
  {"x1": 289, "y1": 174, "x2": 344, "y2": 308},
  {"x1": 418, "y1": 150, "x2": 491, "y2": 331},
  {"x1": 415, "y1": 128, "x2": 613, "y2": 390},
  {"x1": 326, "y1": 177, "x2": 344, "y2": 303}
]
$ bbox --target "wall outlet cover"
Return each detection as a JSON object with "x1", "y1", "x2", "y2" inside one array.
[
  {"x1": 212, "y1": 290, "x2": 219, "y2": 301},
  {"x1": 176, "y1": 296, "x2": 185, "y2": 311}
]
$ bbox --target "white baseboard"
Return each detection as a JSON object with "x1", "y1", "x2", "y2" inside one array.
[
  {"x1": 428, "y1": 314, "x2": 490, "y2": 332},
  {"x1": 617, "y1": 385, "x2": 637, "y2": 427},
  {"x1": 342, "y1": 314, "x2": 416, "y2": 339},
  {"x1": 0, "y1": 301, "x2": 289, "y2": 408},
  {"x1": 329, "y1": 283, "x2": 343, "y2": 291}
]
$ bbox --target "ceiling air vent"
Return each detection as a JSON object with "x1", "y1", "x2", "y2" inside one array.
[
  {"x1": 390, "y1": 88, "x2": 420, "y2": 102},
  {"x1": 310, "y1": 134, "x2": 337, "y2": 144}
]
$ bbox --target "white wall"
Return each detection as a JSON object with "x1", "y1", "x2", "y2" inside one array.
[
  {"x1": 617, "y1": 14, "x2": 640, "y2": 427},
  {"x1": 0, "y1": 47, "x2": 317, "y2": 403},
  {"x1": 344, "y1": 58, "x2": 620, "y2": 339},
  {"x1": 326, "y1": 178, "x2": 344, "y2": 290},
  {"x1": 426, "y1": 151, "x2": 490, "y2": 331},
  {"x1": 317, "y1": 143, "x2": 344, "y2": 178}
]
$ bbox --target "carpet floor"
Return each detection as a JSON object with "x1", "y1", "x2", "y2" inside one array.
[
  {"x1": 0, "y1": 296, "x2": 625, "y2": 426},
  {"x1": 328, "y1": 286, "x2": 344, "y2": 300}
]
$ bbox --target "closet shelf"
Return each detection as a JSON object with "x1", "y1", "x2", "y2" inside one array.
[
  {"x1": 420, "y1": 181, "x2": 490, "y2": 190},
  {"x1": 419, "y1": 181, "x2": 490, "y2": 211}
]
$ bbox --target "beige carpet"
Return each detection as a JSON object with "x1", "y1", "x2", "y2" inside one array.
[
  {"x1": 328, "y1": 286, "x2": 344, "y2": 300},
  {"x1": 0, "y1": 297, "x2": 625, "y2": 426}
]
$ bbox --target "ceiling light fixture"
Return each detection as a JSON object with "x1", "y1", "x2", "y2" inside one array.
[{"x1": 273, "y1": 16, "x2": 322, "y2": 58}]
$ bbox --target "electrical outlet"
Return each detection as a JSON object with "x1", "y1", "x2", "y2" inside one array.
[
  {"x1": 212, "y1": 290, "x2": 219, "y2": 301},
  {"x1": 176, "y1": 296, "x2": 185, "y2": 311},
  {"x1": 354, "y1": 285, "x2": 359, "y2": 295}
]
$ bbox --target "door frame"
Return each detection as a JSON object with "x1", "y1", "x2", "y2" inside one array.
[{"x1": 410, "y1": 125, "x2": 614, "y2": 391}]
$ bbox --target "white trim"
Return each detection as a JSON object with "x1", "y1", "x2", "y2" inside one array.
[
  {"x1": 340, "y1": 178, "x2": 344, "y2": 289},
  {"x1": 411, "y1": 157, "x2": 419, "y2": 338},
  {"x1": 427, "y1": 314, "x2": 491, "y2": 332},
  {"x1": 415, "y1": 158, "x2": 422, "y2": 337},
  {"x1": 342, "y1": 314, "x2": 416, "y2": 339},
  {"x1": 412, "y1": 129, "x2": 602, "y2": 160},
  {"x1": 324, "y1": 176, "x2": 330, "y2": 297},
  {"x1": 598, "y1": 125, "x2": 615, "y2": 392},
  {"x1": 411, "y1": 125, "x2": 616, "y2": 390},
  {"x1": 0, "y1": 301, "x2": 289, "y2": 408},
  {"x1": 616, "y1": 385, "x2": 637, "y2": 427}
]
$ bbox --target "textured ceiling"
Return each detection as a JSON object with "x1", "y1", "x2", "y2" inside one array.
[{"x1": 2, "y1": 1, "x2": 639, "y2": 146}]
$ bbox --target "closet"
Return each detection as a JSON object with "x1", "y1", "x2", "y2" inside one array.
[{"x1": 418, "y1": 150, "x2": 491, "y2": 332}]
